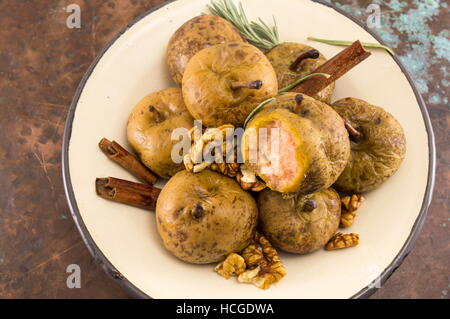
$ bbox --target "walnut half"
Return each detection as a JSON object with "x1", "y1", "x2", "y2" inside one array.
[
  {"x1": 325, "y1": 232, "x2": 360, "y2": 250},
  {"x1": 214, "y1": 253, "x2": 246, "y2": 279}
]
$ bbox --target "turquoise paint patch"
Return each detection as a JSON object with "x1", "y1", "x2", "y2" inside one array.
[
  {"x1": 415, "y1": 0, "x2": 441, "y2": 13},
  {"x1": 334, "y1": 1, "x2": 364, "y2": 17},
  {"x1": 385, "y1": 0, "x2": 408, "y2": 11},
  {"x1": 377, "y1": 15, "x2": 401, "y2": 47},
  {"x1": 429, "y1": 94, "x2": 442, "y2": 104},
  {"x1": 393, "y1": 9, "x2": 436, "y2": 42},
  {"x1": 399, "y1": 44, "x2": 431, "y2": 93},
  {"x1": 387, "y1": 0, "x2": 443, "y2": 93},
  {"x1": 318, "y1": 1, "x2": 446, "y2": 94},
  {"x1": 432, "y1": 31, "x2": 450, "y2": 61},
  {"x1": 378, "y1": 29, "x2": 400, "y2": 47},
  {"x1": 60, "y1": 214, "x2": 68, "y2": 220}
]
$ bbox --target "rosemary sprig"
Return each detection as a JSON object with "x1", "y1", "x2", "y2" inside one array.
[
  {"x1": 277, "y1": 73, "x2": 331, "y2": 94},
  {"x1": 243, "y1": 73, "x2": 331, "y2": 127},
  {"x1": 208, "y1": 0, "x2": 279, "y2": 51},
  {"x1": 243, "y1": 98, "x2": 275, "y2": 128},
  {"x1": 308, "y1": 37, "x2": 395, "y2": 56}
]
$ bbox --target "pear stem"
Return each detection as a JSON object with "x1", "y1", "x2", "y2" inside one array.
[
  {"x1": 230, "y1": 80, "x2": 263, "y2": 90},
  {"x1": 344, "y1": 121, "x2": 363, "y2": 141},
  {"x1": 289, "y1": 49, "x2": 320, "y2": 72}
]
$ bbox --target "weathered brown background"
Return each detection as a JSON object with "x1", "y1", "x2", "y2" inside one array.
[{"x1": 0, "y1": 0, "x2": 448, "y2": 298}]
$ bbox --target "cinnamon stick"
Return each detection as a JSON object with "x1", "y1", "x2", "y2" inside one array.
[
  {"x1": 99, "y1": 138, "x2": 157, "y2": 185},
  {"x1": 291, "y1": 41, "x2": 371, "y2": 96},
  {"x1": 95, "y1": 177, "x2": 160, "y2": 210}
]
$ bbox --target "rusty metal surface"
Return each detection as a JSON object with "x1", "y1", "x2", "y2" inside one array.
[{"x1": 0, "y1": 0, "x2": 448, "y2": 298}]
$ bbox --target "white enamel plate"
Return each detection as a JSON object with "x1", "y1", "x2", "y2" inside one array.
[{"x1": 63, "y1": 0, "x2": 435, "y2": 298}]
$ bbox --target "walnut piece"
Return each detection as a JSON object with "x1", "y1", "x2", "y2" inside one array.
[
  {"x1": 340, "y1": 212, "x2": 356, "y2": 228},
  {"x1": 214, "y1": 253, "x2": 246, "y2": 279},
  {"x1": 215, "y1": 233, "x2": 286, "y2": 289},
  {"x1": 210, "y1": 162, "x2": 240, "y2": 177},
  {"x1": 236, "y1": 165, "x2": 266, "y2": 192},
  {"x1": 340, "y1": 194, "x2": 364, "y2": 228},
  {"x1": 325, "y1": 232, "x2": 359, "y2": 250},
  {"x1": 344, "y1": 194, "x2": 364, "y2": 211}
]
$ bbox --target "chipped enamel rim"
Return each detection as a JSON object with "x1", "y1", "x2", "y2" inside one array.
[{"x1": 62, "y1": 0, "x2": 436, "y2": 299}]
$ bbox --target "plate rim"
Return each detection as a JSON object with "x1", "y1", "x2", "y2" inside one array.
[{"x1": 61, "y1": 0, "x2": 436, "y2": 299}]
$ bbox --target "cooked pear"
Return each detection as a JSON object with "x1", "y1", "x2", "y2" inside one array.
[{"x1": 182, "y1": 42, "x2": 278, "y2": 127}]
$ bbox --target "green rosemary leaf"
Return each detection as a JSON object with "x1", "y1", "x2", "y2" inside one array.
[
  {"x1": 307, "y1": 37, "x2": 395, "y2": 56},
  {"x1": 278, "y1": 73, "x2": 331, "y2": 94},
  {"x1": 243, "y1": 98, "x2": 276, "y2": 128},
  {"x1": 207, "y1": 0, "x2": 279, "y2": 51},
  {"x1": 252, "y1": 18, "x2": 278, "y2": 45},
  {"x1": 272, "y1": 16, "x2": 279, "y2": 42}
]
